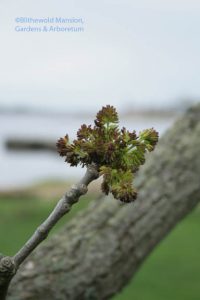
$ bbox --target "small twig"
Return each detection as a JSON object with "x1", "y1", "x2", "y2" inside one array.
[
  {"x1": 13, "y1": 164, "x2": 99, "y2": 268},
  {"x1": 0, "y1": 165, "x2": 98, "y2": 300}
]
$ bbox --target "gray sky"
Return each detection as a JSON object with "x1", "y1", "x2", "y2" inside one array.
[{"x1": 0, "y1": 0, "x2": 200, "y2": 112}]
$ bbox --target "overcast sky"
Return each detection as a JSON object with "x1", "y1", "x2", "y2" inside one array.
[{"x1": 0, "y1": 0, "x2": 200, "y2": 113}]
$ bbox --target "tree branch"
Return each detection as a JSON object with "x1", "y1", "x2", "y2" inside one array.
[
  {"x1": 13, "y1": 164, "x2": 99, "y2": 267},
  {"x1": 0, "y1": 164, "x2": 98, "y2": 300},
  {"x1": 0, "y1": 256, "x2": 16, "y2": 300}
]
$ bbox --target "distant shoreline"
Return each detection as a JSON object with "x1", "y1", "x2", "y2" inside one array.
[{"x1": 0, "y1": 107, "x2": 180, "y2": 119}]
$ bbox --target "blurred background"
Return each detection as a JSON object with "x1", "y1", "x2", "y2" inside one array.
[{"x1": 0, "y1": 1, "x2": 200, "y2": 299}]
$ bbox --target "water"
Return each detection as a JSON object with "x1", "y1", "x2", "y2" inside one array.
[{"x1": 0, "y1": 113, "x2": 176, "y2": 189}]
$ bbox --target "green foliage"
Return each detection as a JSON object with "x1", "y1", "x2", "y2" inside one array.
[
  {"x1": 0, "y1": 194, "x2": 93, "y2": 255},
  {"x1": 1, "y1": 195, "x2": 200, "y2": 299},
  {"x1": 57, "y1": 105, "x2": 159, "y2": 202}
]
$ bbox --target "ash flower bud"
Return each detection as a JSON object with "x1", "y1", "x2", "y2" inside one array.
[{"x1": 57, "y1": 105, "x2": 158, "y2": 202}]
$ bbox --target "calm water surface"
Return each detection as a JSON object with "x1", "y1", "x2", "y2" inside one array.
[{"x1": 0, "y1": 113, "x2": 176, "y2": 189}]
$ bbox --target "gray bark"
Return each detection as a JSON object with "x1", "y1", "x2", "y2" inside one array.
[
  {"x1": 7, "y1": 105, "x2": 200, "y2": 300},
  {"x1": 13, "y1": 164, "x2": 99, "y2": 268},
  {"x1": 0, "y1": 165, "x2": 98, "y2": 300}
]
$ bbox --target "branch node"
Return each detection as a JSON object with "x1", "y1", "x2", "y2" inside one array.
[
  {"x1": 37, "y1": 226, "x2": 47, "y2": 238},
  {"x1": 0, "y1": 256, "x2": 16, "y2": 287}
]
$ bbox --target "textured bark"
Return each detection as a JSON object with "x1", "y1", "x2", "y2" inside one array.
[
  {"x1": 0, "y1": 165, "x2": 98, "y2": 300},
  {"x1": 7, "y1": 105, "x2": 200, "y2": 300},
  {"x1": 0, "y1": 257, "x2": 16, "y2": 300},
  {"x1": 13, "y1": 164, "x2": 99, "y2": 268}
]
